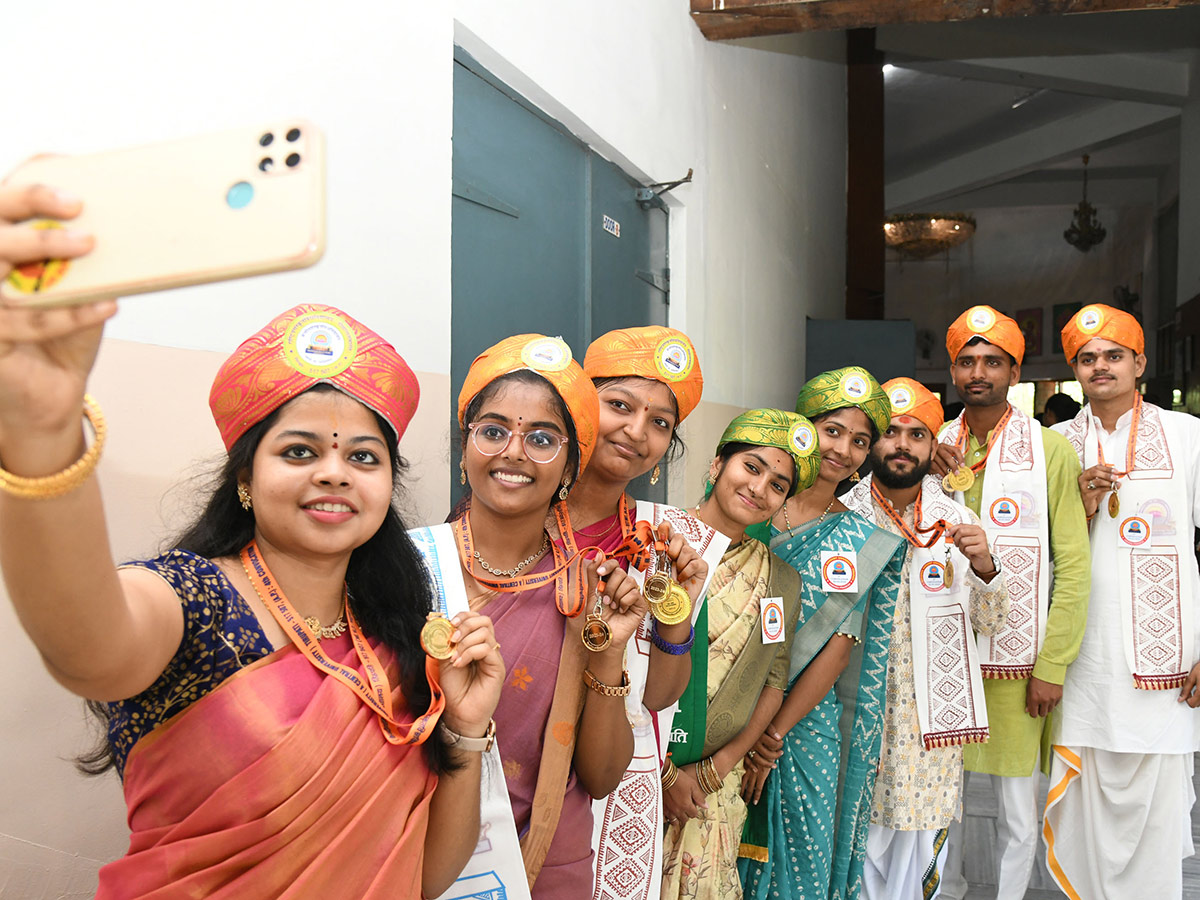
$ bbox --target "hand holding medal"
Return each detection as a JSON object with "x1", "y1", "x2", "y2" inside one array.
[
  {"x1": 1078, "y1": 463, "x2": 1117, "y2": 520},
  {"x1": 422, "y1": 610, "x2": 505, "y2": 744},
  {"x1": 581, "y1": 553, "x2": 648, "y2": 653}
]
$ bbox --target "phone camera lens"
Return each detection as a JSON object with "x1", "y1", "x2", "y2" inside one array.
[
  {"x1": 258, "y1": 157, "x2": 274, "y2": 172},
  {"x1": 286, "y1": 128, "x2": 301, "y2": 142},
  {"x1": 259, "y1": 132, "x2": 274, "y2": 147},
  {"x1": 285, "y1": 153, "x2": 301, "y2": 168}
]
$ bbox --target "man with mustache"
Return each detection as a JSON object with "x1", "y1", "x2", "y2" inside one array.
[
  {"x1": 931, "y1": 306, "x2": 1091, "y2": 900},
  {"x1": 1043, "y1": 305, "x2": 1200, "y2": 900},
  {"x1": 844, "y1": 378, "x2": 1009, "y2": 899}
]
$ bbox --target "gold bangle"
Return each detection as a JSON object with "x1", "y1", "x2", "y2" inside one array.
[
  {"x1": 697, "y1": 756, "x2": 722, "y2": 795},
  {"x1": 0, "y1": 395, "x2": 106, "y2": 500},
  {"x1": 660, "y1": 758, "x2": 680, "y2": 791},
  {"x1": 583, "y1": 668, "x2": 632, "y2": 698}
]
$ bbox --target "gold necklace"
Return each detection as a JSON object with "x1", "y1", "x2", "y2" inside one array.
[
  {"x1": 304, "y1": 598, "x2": 348, "y2": 640},
  {"x1": 474, "y1": 533, "x2": 550, "y2": 578},
  {"x1": 783, "y1": 496, "x2": 835, "y2": 530}
]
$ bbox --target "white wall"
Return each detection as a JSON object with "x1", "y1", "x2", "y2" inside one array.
[{"x1": 0, "y1": 2, "x2": 847, "y2": 891}]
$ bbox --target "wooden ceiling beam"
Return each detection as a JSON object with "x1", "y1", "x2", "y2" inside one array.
[{"x1": 691, "y1": 0, "x2": 1200, "y2": 39}]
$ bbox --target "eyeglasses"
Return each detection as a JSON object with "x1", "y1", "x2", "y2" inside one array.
[{"x1": 467, "y1": 422, "x2": 569, "y2": 464}]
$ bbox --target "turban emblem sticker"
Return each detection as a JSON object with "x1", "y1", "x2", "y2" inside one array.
[
  {"x1": 840, "y1": 371, "x2": 869, "y2": 401},
  {"x1": 968, "y1": 306, "x2": 996, "y2": 332},
  {"x1": 521, "y1": 337, "x2": 572, "y2": 373},
  {"x1": 283, "y1": 312, "x2": 357, "y2": 379},
  {"x1": 5, "y1": 221, "x2": 70, "y2": 295},
  {"x1": 655, "y1": 337, "x2": 693, "y2": 381},
  {"x1": 790, "y1": 421, "x2": 817, "y2": 457},
  {"x1": 890, "y1": 387, "x2": 914, "y2": 412},
  {"x1": 1078, "y1": 306, "x2": 1105, "y2": 333}
]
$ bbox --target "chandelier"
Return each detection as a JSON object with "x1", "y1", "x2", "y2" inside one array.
[
  {"x1": 883, "y1": 213, "x2": 975, "y2": 259},
  {"x1": 1063, "y1": 154, "x2": 1106, "y2": 253}
]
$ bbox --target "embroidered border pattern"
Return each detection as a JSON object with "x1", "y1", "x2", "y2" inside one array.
[
  {"x1": 1129, "y1": 550, "x2": 1187, "y2": 690},
  {"x1": 983, "y1": 536, "x2": 1041, "y2": 679}
]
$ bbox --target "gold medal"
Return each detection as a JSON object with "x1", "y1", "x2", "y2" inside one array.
[
  {"x1": 644, "y1": 571, "x2": 672, "y2": 605},
  {"x1": 944, "y1": 560, "x2": 955, "y2": 589},
  {"x1": 652, "y1": 580, "x2": 692, "y2": 626},
  {"x1": 946, "y1": 466, "x2": 975, "y2": 492},
  {"x1": 581, "y1": 591, "x2": 613, "y2": 652},
  {"x1": 1108, "y1": 489, "x2": 1120, "y2": 519},
  {"x1": 420, "y1": 613, "x2": 456, "y2": 660}
]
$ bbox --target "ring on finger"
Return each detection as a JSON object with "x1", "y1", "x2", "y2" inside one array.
[{"x1": 1087, "y1": 480, "x2": 1095, "y2": 489}]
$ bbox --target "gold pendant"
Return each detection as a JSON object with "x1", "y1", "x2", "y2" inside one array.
[
  {"x1": 944, "y1": 466, "x2": 975, "y2": 492},
  {"x1": 944, "y1": 560, "x2": 955, "y2": 589},
  {"x1": 1108, "y1": 490, "x2": 1120, "y2": 519},
  {"x1": 652, "y1": 580, "x2": 692, "y2": 626},
  {"x1": 581, "y1": 612, "x2": 613, "y2": 652},
  {"x1": 420, "y1": 613, "x2": 456, "y2": 660}
]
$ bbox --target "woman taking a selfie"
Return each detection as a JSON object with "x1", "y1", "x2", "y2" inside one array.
[{"x1": 0, "y1": 185, "x2": 503, "y2": 899}]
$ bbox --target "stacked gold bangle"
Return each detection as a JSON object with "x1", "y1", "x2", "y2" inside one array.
[
  {"x1": 660, "y1": 757, "x2": 680, "y2": 792},
  {"x1": 696, "y1": 756, "x2": 723, "y2": 795},
  {"x1": 0, "y1": 395, "x2": 106, "y2": 500}
]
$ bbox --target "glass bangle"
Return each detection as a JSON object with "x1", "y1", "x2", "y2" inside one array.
[{"x1": 649, "y1": 621, "x2": 695, "y2": 655}]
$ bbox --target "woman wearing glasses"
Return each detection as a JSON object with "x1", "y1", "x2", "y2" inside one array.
[{"x1": 450, "y1": 333, "x2": 648, "y2": 897}]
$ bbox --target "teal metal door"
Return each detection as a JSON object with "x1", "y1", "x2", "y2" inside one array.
[{"x1": 452, "y1": 53, "x2": 669, "y2": 505}]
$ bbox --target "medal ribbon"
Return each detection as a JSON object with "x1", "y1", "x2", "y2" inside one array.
[
  {"x1": 871, "y1": 481, "x2": 950, "y2": 549},
  {"x1": 1095, "y1": 392, "x2": 1142, "y2": 479},
  {"x1": 454, "y1": 502, "x2": 658, "y2": 617},
  {"x1": 240, "y1": 542, "x2": 444, "y2": 745},
  {"x1": 953, "y1": 404, "x2": 1014, "y2": 474}
]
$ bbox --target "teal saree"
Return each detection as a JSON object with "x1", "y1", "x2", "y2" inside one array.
[{"x1": 737, "y1": 511, "x2": 904, "y2": 900}]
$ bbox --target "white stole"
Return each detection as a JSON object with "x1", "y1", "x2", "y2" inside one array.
[
  {"x1": 409, "y1": 524, "x2": 534, "y2": 900},
  {"x1": 1060, "y1": 403, "x2": 1195, "y2": 689},
  {"x1": 942, "y1": 407, "x2": 1050, "y2": 679},
  {"x1": 589, "y1": 502, "x2": 727, "y2": 900},
  {"x1": 845, "y1": 476, "x2": 989, "y2": 747}
]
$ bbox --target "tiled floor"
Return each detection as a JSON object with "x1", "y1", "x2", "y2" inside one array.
[{"x1": 955, "y1": 753, "x2": 1200, "y2": 899}]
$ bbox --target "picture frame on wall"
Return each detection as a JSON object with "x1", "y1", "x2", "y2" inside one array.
[
  {"x1": 1053, "y1": 302, "x2": 1083, "y2": 355},
  {"x1": 1015, "y1": 307, "x2": 1043, "y2": 358}
]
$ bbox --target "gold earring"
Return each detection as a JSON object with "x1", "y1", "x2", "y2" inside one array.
[
  {"x1": 559, "y1": 476, "x2": 571, "y2": 501},
  {"x1": 650, "y1": 463, "x2": 661, "y2": 486},
  {"x1": 459, "y1": 459, "x2": 466, "y2": 486},
  {"x1": 237, "y1": 483, "x2": 253, "y2": 511}
]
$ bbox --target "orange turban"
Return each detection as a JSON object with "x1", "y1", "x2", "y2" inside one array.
[
  {"x1": 457, "y1": 334, "x2": 600, "y2": 476},
  {"x1": 1060, "y1": 303, "x2": 1145, "y2": 362},
  {"x1": 946, "y1": 305, "x2": 1025, "y2": 365},
  {"x1": 209, "y1": 304, "x2": 419, "y2": 451},
  {"x1": 583, "y1": 326, "x2": 703, "y2": 422},
  {"x1": 882, "y1": 377, "x2": 944, "y2": 434}
]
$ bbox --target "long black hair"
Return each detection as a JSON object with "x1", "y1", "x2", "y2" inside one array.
[
  {"x1": 79, "y1": 384, "x2": 456, "y2": 776},
  {"x1": 591, "y1": 374, "x2": 686, "y2": 464}
]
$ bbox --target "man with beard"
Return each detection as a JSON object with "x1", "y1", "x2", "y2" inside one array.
[
  {"x1": 844, "y1": 378, "x2": 1009, "y2": 899},
  {"x1": 932, "y1": 306, "x2": 1091, "y2": 900},
  {"x1": 1043, "y1": 305, "x2": 1200, "y2": 899}
]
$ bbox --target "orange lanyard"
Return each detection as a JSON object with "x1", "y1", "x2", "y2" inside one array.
[
  {"x1": 453, "y1": 502, "x2": 657, "y2": 617},
  {"x1": 1096, "y1": 393, "x2": 1142, "y2": 478},
  {"x1": 240, "y1": 541, "x2": 443, "y2": 746},
  {"x1": 871, "y1": 482, "x2": 949, "y2": 549},
  {"x1": 953, "y1": 405, "x2": 1014, "y2": 474}
]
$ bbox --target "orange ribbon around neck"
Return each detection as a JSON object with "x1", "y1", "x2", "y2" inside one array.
[
  {"x1": 1095, "y1": 392, "x2": 1142, "y2": 478},
  {"x1": 952, "y1": 404, "x2": 1014, "y2": 475},
  {"x1": 871, "y1": 481, "x2": 950, "y2": 549},
  {"x1": 240, "y1": 541, "x2": 444, "y2": 746},
  {"x1": 454, "y1": 498, "x2": 658, "y2": 617}
]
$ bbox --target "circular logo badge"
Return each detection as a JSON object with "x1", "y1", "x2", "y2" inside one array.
[
  {"x1": 762, "y1": 599, "x2": 785, "y2": 642},
  {"x1": 919, "y1": 560, "x2": 947, "y2": 593},
  {"x1": 841, "y1": 371, "x2": 870, "y2": 401},
  {"x1": 1119, "y1": 516, "x2": 1151, "y2": 548},
  {"x1": 282, "y1": 312, "x2": 357, "y2": 379},
  {"x1": 989, "y1": 496, "x2": 1020, "y2": 528},
  {"x1": 968, "y1": 306, "x2": 996, "y2": 332},
  {"x1": 822, "y1": 555, "x2": 857, "y2": 591},
  {"x1": 1078, "y1": 305, "x2": 1105, "y2": 333},
  {"x1": 790, "y1": 421, "x2": 817, "y2": 457},
  {"x1": 890, "y1": 386, "x2": 914, "y2": 412},
  {"x1": 654, "y1": 337, "x2": 693, "y2": 381},
  {"x1": 520, "y1": 337, "x2": 572, "y2": 372}
]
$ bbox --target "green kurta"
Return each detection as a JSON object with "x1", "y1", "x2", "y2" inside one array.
[{"x1": 941, "y1": 418, "x2": 1091, "y2": 776}]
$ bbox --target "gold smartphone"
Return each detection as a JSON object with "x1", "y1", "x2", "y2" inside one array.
[{"x1": 1, "y1": 121, "x2": 326, "y2": 307}]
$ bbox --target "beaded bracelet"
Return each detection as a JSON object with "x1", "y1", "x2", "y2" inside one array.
[
  {"x1": 649, "y1": 621, "x2": 696, "y2": 655},
  {"x1": 0, "y1": 395, "x2": 106, "y2": 500}
]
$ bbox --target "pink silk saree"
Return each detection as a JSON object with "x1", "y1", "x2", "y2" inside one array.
[{"x1": 96, "y1": 634, "x2": 437, "y2": 899}]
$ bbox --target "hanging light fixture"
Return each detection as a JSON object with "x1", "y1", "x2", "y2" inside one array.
[
  {"x1": 883, "y1": 213, "x2": 975, "y2": 259},
  {"x1": 1064, "y1": 154, "x2": 1106, "y2": 253}
]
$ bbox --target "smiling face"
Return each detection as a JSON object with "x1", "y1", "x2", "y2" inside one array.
[
  {"x1": 1070, "y1": 337, "x2": 1146, "y2": 404},
  {"x1": 246, "y1": 388, "x2": 395, "y2": 563},
  {"x1": 705, "y1": 446, "x2": 795, "y2": 538},
  {"x1": 463, "y1": 377, "x2": 571, "y2": 519},
  {"x1": 588, "y1": 377, "x2": 678, "y2": 484},
  {"x1": 812, "y1": 407, "x2": 873, "y2": 485},
  {"x1": 950, "y1": 339, "x2": 1020, "y2": 408},
  {"x1": 870, "y1": 416, "x2": 935, "y2": 489}
]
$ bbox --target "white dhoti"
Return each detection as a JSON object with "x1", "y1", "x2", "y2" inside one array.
[
  {"x1": 1044, "y1": 747, "x2": 1196, "y2": 900},
  {"x1": 863, "y1": 824, "x2": 948, "y2": 900}
]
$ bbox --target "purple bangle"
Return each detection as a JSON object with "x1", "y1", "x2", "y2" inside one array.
[{"x1": 650, "y1": 622, "x2": 695, "y2": 655}]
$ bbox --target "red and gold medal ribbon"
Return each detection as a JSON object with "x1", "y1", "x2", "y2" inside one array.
[
  {"x1": 952, "y1": 404, "x2": 1014, "y2": 475},
  {"x1": 1095, "y1": 392, "x2": 1142, "y2": 479},
  {"x1": 240, "y1": 542, "x2": 444, "y2": 745},
  {"x1": 871, "y1": 482, "x2": 950, "y2": 549}
]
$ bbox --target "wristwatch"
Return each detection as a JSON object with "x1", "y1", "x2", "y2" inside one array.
[
  {"x1": 973, "y1": 553, "x2": 1002, "y2": 579},
  {"x1": 446, "y1": 718, "x2": 496, "y2": 753}
]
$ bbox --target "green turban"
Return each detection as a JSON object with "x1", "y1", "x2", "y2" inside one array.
[
  {"x1": 794, "y1": 366, "x2": 890, "y2": 436},
  {"x1": 716, "y1": 408, "x2": 822, "y2": 493}
]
